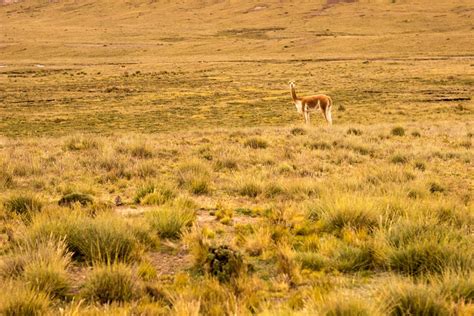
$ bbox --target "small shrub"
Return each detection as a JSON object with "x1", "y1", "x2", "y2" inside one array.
[
  {"x1": 411, "y1": 131, "x2": 421, "y2": 137},
  {"x1": 81, "y1": 263, "x2": 139, "y2": 304},
  {"x1": 381, "y1": 282, "x2": 449, "y2": 316},
  {"x1": 290, "y1": 127, "x2": 306, "y2": 136},
  {"x1": 338, "y1": 104, "x2": 346, "y2": 111},
  {"x1": 58, "y1": 192, "x2": 93, "y2": 207},
  {"x1": 205, "y1": 245, "x2": 245, "y2": 282},
  {"x1": 244, "y1": 138, "x2": 268, "y2": 149},
  {"x1": 0, "y1": 284, "x2": 50, "y2": 316},
  {"x1": 391, "y1": 126, "x2": 405, "y2": 136},
  {"x1": 347, "y1": 128, "x2": 363, "y2": 136},
  {"x1": 146, "y1": 208, "x2": 196, "y2": 239},
  {"x1": 4, "y1": 194, "x2": 42, "y2": 216},
  {"x1": 391, "y1": 154, "x2": 409, "y2": 164}
]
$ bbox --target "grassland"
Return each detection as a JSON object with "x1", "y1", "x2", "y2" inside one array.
[{"x1": 0, "y1": 0, "x2": 473, "y2": 315}]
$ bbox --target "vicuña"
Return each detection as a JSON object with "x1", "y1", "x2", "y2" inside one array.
[{"x1": 289, "y1": 81, "x2": 333, "y2": 126}]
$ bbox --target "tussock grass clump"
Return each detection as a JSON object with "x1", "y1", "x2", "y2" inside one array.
[
  {"x1": 296, "y1": 251, "x2": 327, "y2": 271},
  {"x1": 386, "y1": 220, "x2": 472, "y2": 276},
  {"x1": 146, "y1": 208, "x2": 195, "y2": 239},
  {"x1": 347, "y1": 127, "x2": 363, "y2": 136},
  {"x1": 264, "y1": 182, "x2": 286, "y2": 198},
  {"x1": 366, "y1": 166, "x2": 416, "y2": 184},
  {"x1": 335, "y1": 242, "x2": 384, "y2": 272},
  {"x1": 58, "y1": 192, "x2": 93, "y2": 207},
  {"x1": 380, "y1": 281, "x2": 449, "y2": 316},
  {"x1": 388, "y1": 240, "x2": 470, "y2": 276},
  {"x1": 1, "y1": 239, "x2": 71, "y2": 286},
  {"x1": 0, "y1": 170, "x2": 14, "y2": 188},
  {"x1": 81, "y1": 263, "x2": 139, "y2": 304},
  {"x1": 244, "y1": 137, "x2": 268, "y2": 149},
  {"x1": 290, "y1": 127, "x2": 307, "y2": 136},
  {"x1": 314, "y1": 197, "x2": 379, "y2": 233},
  {"x1": 64, "y1": 136, "x2": 99, "y2": 151},
  {"x1": 437, "y1": 272, "x2": 474, "y2": 304},
  {"x1": 276, "y1": 243, "x2": 301, "y2": 286},
  {"x1": 4, "y1": 194, "x2": 42, "y2": 216},
  {"x1": 214, "y1": 157, "x2": 238, "y2": 171},
  {"x1": 238, "y1": 179, "x2": 263, "y2": 198},
  {"x1": 0, "y1": 283, "x2": 50, "y2": 316},
  {"x1": 391, "y1": 126, "x2": 405, "y2": 136},
  {"x1": 390, "y1": 154, "x2": 409, "y2": 164},
  {"x1": 135, "y1": 162, "x2": 157, "y2": 178},
  {"x1": 414, "y1": 161, "x2": 426, "y2": 171},
  {"x1": 27, "y1": 212, "x2": 143, "y2": 264},
  {"x1": 429, "y1": 182, "x2": 445, "y2": 194},
  {"x1": 411, "y1": 131, "x2": 421, "y2": 137},
  {"x1": 130, "y1": 143, "x2": 154, "y2": 159},
  {"x1": 137, "y1": 260, "x2": 157, "y2": 281},
  {"x1": 321, "y1": 296, "x2": 374, "y2": 316},
  {"x1": 21, "y1": 238, "x2": 72, "y2": 299},
  {"x1": 307, "y1": 141, "x2": 332, "y2": 150},
  {"x1": 177, "y1": 161, "x2": 211, "y2": 195},
  {"x1": 241, "y1": 226, "x2": 272, "y2": 257},
  {"x1": 133, "y1": 183, "x2": 176, "y2": 205}
]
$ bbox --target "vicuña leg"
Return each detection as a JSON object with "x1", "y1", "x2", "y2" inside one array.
[
  {"x1": 306, "y1": 111, "x2": 311, "y2": 125},
  {"x1": 326, "y1": 107, "x2": 333, "y2": 126}
]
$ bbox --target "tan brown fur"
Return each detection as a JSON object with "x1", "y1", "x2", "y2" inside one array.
[{"x1": 289, "y1": 81, "x2": 333, "y2": 126}]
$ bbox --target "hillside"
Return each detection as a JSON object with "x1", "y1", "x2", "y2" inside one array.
[{"x1": 1, "y1": 0, "x2": 473, "y2": 63}]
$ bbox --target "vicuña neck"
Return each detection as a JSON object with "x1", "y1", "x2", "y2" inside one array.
[{"x1": 291, "y1": 86, "x2": 298, "y2": 101}]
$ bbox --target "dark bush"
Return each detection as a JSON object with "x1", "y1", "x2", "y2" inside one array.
[
  {"x1": 206, "y1": 245, "x2": 244, "y2": 282},
  {"x1": 58, "y1": 192, "x2": 93, "y2": 207}
]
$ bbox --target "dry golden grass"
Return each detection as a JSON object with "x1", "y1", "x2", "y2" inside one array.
[{"x1": 0, "y1": 0, "x2": 473, "y2": 314}]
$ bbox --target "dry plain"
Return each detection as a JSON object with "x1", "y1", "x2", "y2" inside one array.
[{"x1": 0, "y1": 0, "x2": 473, "y2": 315}]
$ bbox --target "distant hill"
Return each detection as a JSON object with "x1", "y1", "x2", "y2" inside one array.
[{"x1": 1, "y1": 0, "x2": 473, "y2": 63}]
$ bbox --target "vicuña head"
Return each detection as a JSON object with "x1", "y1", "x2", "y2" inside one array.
[{"x1": 289, "y1": 81, "x2": 333, "y2": 126}]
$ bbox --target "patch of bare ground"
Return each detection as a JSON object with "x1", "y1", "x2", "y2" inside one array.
[{"x1": 148, "y1": 249, "x2": 191, "y2": 277}]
